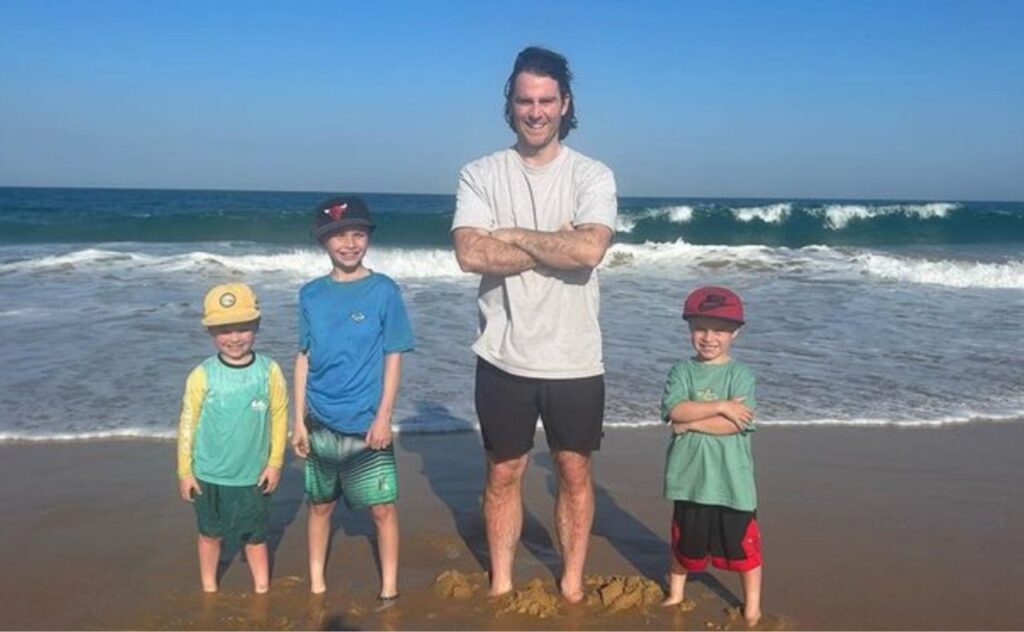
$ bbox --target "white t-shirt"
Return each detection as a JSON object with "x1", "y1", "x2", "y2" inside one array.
[{"x1": 452, "y1": 145, "x2": 617, "y2": 379}]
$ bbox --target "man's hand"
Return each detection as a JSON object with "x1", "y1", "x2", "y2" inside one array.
[
  {"x1": 718, "y1": 397, "x2": 754, "y2": 430},
  {"x1": 365, "y1": 416, "x2": 393, "y2": 451},
  {"x1": 179, "y1": 475, "x2": 201, "y2": 502},
  {"x1": 258, "y1": 466, "x2": 281, "y2": 495},
  {"x1": 291, "y1": 423, "x2": 310, "y2": 458}
]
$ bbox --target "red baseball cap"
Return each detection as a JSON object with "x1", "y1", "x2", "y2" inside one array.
[{"x1": 682, "y1": 286, "x2": 744, "y2": 324}]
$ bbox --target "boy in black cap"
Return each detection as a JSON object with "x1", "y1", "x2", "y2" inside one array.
[
  {"x1": 660, "y1": 286, "x2": 762, "y2": 626},
  {"x1": 291, "y1": 195, "x2": 415, "y2": 598}
]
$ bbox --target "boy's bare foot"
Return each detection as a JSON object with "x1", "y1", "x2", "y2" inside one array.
[
  {"x1": 254, "y1": 584, "x2": 269, "y2": 594},
  {"x1": 310, "y1": 579, "x2": 327, "y2": 594},
  {"x1": 660, "y1": 594, "x2": 684, "y2": 607},
  {"x1": 202, "y1": 584, "x2": 218, "y2": 593},
  {"x1": 744, "y1": 608, "x2": 762, "y2": 627}
]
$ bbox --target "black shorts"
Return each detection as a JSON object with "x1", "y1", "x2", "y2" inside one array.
[
  {"x1": 475, "y1": 358, "x2": 604, "y2": 460},
  {"x1": 671, "y1": 501, "x2": 762, "y2": 572}
]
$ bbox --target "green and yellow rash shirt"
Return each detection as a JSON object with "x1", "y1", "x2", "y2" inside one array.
[
  {"x1": 661, "y1": 358, "x2": 758, "y2": 512},
  {"x1": 177, "y1": 353, "x2": 288, "y2": 486}
]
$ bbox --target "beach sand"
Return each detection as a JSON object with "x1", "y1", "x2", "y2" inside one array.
[{"x1": 1, "y1": 423, "x2": 1023, "y2": 630}]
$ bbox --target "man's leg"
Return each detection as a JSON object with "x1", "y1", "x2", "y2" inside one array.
[
  {"x1": 552, "y1": 449, "x2": 594, "y2": 602},
  {"x1": 484, "y1": 452, "x2": 529, "y2": 596}
]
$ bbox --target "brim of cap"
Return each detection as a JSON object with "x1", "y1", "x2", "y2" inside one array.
[
  {"x1": 201, "y1": 310, "x2": 261, "y2": 327},
  {"x1": 314, "y1": 219, "x2": 376, "y2": 240},
  {"x1": 682, "y1": 313, "x2": 744, "y2": 325}
]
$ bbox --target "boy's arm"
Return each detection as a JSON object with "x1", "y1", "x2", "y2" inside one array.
[
  {"x1": 266, "y1": 362, "x2": 289, "y2": 468},
  {"x1": 490, "y1": 223, "x2": 612, "y2": 271},
  {"x1": 291, "y1": 351, "x2": 310, "y2": 458},
  {"x1": 668, "y1": 397, "x2": 753, "y2": 435},
  {"x1": 176, "y1": 368, "x2": 207, "y2": 501},
  {"x1": 365, "y1": 353, "x2": 402, "y2": 450}
]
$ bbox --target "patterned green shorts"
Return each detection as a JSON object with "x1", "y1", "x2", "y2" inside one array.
[
  {"x1": 305, "y1": 416, "x2": 398, "y2": 509},
  {"x1": 193, "y1": 479, "x2": 270, "y2": 544}
]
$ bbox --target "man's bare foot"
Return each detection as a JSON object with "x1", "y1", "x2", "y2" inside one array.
[
  {"x1": 310, "y1": 579, "x2": 327, "y2": 594},
  {"x1": 559, "y1": 580, "x2": 585, "y2": 604},
  {"x1": 660, "y1": 594, "x2": 684, "y2": 607},
  {"x1": 254, "y1": 584, "x2": 269, "y2": 594},
  {"x1": 488, "y1": 584, "x2": 513, "y2": 598}
]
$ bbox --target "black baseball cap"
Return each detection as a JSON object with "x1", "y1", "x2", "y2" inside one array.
[{"x1": 312, "y1": 195, "x2": 376, "y2": 241}]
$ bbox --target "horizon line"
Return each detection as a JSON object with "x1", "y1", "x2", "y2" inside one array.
[{"x1": 1, "y1": 183, "x2": 1020, "y2": 205}]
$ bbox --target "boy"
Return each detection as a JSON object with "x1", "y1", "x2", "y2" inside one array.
[
  {"x1": 660, "y1": 286, "x2": 762, "y2": 626},
  {"x1": 290, "y1": 195, "x2": 415, "y2": 598},
  {"x1": 177, "y1": 283, "x2": 288, "y2": 593}
]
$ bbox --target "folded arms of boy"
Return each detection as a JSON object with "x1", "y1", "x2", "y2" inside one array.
[{"x1": 667, "y1": 397, "x2": 754, "y2": 435}]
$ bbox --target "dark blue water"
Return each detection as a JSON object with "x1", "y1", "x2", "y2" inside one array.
[{"x1": 2, "y1": 187, "x2": 1022, "y2": 247}]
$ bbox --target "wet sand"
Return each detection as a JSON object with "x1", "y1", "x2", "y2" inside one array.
[{"x1": 1, "y1": 423, "x2": 1023, "y2": 630}]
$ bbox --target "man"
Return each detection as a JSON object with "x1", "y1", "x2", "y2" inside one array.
[{"x1": 451, "y1": 46, "x2": 617, "y2": 602}]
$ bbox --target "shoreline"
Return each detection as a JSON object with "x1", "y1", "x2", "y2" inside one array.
[{"x1": 1, "y1": 423, "x2": 1023, "y2": 630}]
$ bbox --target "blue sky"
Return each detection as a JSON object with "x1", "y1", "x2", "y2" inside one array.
[{"x1": 1, "y1": 0, "x2": 1022, "y2": 200}]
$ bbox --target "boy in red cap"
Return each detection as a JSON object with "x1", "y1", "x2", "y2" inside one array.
[{"x1": 660, "y1": 285, "x2": 762, "y2": 626}]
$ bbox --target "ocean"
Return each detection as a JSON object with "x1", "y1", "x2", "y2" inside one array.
[{"x1": 1, "y1": 186, "x2": 1022, "y2": 442}]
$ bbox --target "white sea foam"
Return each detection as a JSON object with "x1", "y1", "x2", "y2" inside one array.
[
  {"x1": 616, "y1": 216, "x2": 637, "y2": 233},
  {"x1": 600, "y1": 240, "x2": 850, "y2": 277},
  {"x1": 4, "y1": 411, "x2": 1020, "y2": 444},
  {"x1": 0, "y1": 428, "x2": 177, "y2": 443},
  {"x1": 820, "y1": 202, "x2": 959, "y2": 229},
  {"x1": 856, "y1": 252, "x2": 1024, "y2": 289},
  {"x1": 732, "y1": 203, "x2": 792, "y2": 224},
  {"x1": 664, "y1": 205, "x2": 695, "y2": 223},
  {"x1": 0, "y1": 248, "x2": 159, "y2": 273},
  {"x1": 1, "y1": 247, "x2": 469, "y2": 280},
  {"x1": 4, "y1": 241, "x2": 1021, "y2": 290},
  {"x1": 602, "y1": 412, "x2": 1024, "y2": 430},
  {"x1": 617, "y1": 205, "x2": 695, "y2": 233}
]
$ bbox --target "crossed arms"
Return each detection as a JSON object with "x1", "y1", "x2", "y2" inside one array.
[
  {"x1": 452, "y1": 223, "x2": 613, "y2": 275},
  {"x1": 666, "y1": 397, "x2": 754, "y2": 435}
]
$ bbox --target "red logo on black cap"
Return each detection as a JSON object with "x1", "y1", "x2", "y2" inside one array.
[{"x1": 324, "y1": 204, "x2": 348, "y2": 221}]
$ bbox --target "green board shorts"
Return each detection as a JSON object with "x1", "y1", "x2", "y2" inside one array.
[
  {"x1": 193, "y1": 478, "x2": 271, "y2": 544},
  {"x1": 304, "y1": 415, "x2": 399, "y2": 509}
]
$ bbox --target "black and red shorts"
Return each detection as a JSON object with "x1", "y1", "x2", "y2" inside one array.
[{"x1": 670, "y1": 500, "x2": 762, "y2": 572}]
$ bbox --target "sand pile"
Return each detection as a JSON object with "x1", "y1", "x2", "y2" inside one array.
[
  {"x1": 433, "y1": 569, "x2": 486, "y2": 599},
  {"x1": 496, "y1": 578, "x2": 561, "y2": 618},
  {"x1": 585, "y1": 574, "x2": 666, "y2": 612}
]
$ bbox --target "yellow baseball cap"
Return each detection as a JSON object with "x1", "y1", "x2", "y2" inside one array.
[{"x1": 202, "y1": 283, "x2": 261, "y2": 327}]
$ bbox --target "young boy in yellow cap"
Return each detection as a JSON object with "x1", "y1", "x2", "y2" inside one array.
[{"x1": 176, "y1": 283, "x2": 288, "y2": 593}]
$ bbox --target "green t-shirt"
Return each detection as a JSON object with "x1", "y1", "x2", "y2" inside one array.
[
  {"x1": 661, "y1": 358, "x2": 758, "y2": 511},
  {"x1": 181, "y1": 354, "x2": 287, "y2": 486}
]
